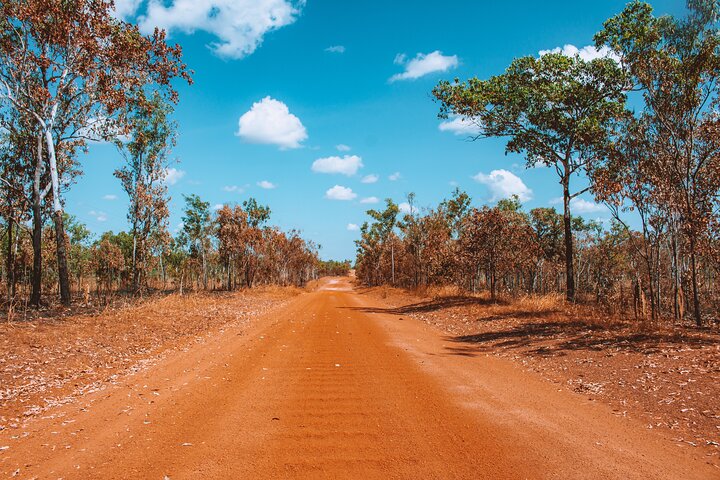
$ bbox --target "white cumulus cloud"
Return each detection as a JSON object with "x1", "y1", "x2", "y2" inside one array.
[
  {"x1": 163, "y1": 167, "x2": 186, "y2": 186},
  {"x1": 257, "y1": 180, "x2": 276, "y2": 189},
  {"x1": 390, "y1": 50, "x2": 459, "y2": 82},
  {"x1": 439, "y1": 116, "x2": 480, "y2": 136},
  {"x1": 112, "y1": 0, "x2": 143, "y2": 19},
  {"x1": 237, "y1": 96, "x2": 307, "y2": 149},
  {"x1": 399, "y1": 202, "x2": 413, "y2": 214},
  {"x1": 312, "y1": 155, "x2": 363, "y2": 176},
  {"x1": 473, "y1": 169, "x2": 532, "y2": 202},
  {"x1": 325, "y1": 45, "x2": 345, "y2": 53},
  {"x1": 347, "y1": 223, "x2": 359, "y2": 231},
  {"x1": 360, "y1": 196, "x2": 379, "y2": 204},
  {"x1": 549, "y1": 197, "x2": 607, "y2": 214},
  {"x1": 539, "y1": 44, "x2": 620, "y2": 63},
  {"x1": 138, "y1": 0, "x2": 304, "y2": 59},
  {"x1": 325, "y1": 185, "x2": 357, "y2": 201},
  {"x1": 571, "y1": 197, "x2": 606, "y2": 214}
]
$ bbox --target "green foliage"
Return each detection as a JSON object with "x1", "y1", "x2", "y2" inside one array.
[
  {"x1": 181, "y1": 194, "x2": 212, "y2": 257},
  {"x1": 242, "y1": 197, "x2": 271, "y2": 229},
  {"x1": 496, "y1": 195, "x2": 523, "y2": 214},
  {"x1": 365, "y1": 198, "x2": 399, "y2": 241},
  {"x1": 433, "y1": 53, "x2": 629, "y2": 169}
]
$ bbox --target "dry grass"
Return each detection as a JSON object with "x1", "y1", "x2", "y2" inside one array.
[
  {"x1": 0, "y1": 287, "x2": 300, "y2": 425},
  {"x1": 361, "y1": 285, "x2": 720, "y2": 464}
]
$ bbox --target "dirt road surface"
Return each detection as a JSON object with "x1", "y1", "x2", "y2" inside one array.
[{"x1": 1, "y1": 278, "x2": 717, "y2": 479}]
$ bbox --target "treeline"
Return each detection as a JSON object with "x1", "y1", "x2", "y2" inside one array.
[
  {"x1": 355, "y1": 192, "x2": 720, "y2": 325},
  {"x1": 0, "y1": 194, "x2": 322, "y2": 305},
  {"x1": 317, "y1": 260, "x2": 352, "y2": 277},
  {"x1": 413, "y1": 1, "x2": 720, "y2": 326},
  {"x1": 0, "y1": 0, "x2": 322, "y2": 308}
]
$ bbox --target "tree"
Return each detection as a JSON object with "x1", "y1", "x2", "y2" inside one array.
[
  {"x1": 65, "y1": 214, "x2": 92, "y2": 292},
  {"x1": 114, "y1": 94, "x2": 174, "y2": 293},
  {"x1": 0, "y1": 116, "x2": 33, "y2": 301},
  {"x1": 0, "y1": 0, "x2": 190, "y2": 305},
  {"x1": 362, "y1": 199, "x2": 399, "y2": 285},
  {"x1": 181, "y1": 194, "x2": 212, "y2": 290},
  {"x1": 595, "y1": 0, "x2": 720, "y2": 325},
  {"x1": 433, "y1": 52, "x2": 628, "y2": 301},
  {"x1": 91, "y1": 233, "x2": 126, "y2": 302},
  {"x1": 215, "y1": 204, "x2": 247, "y2": 291},
  {"x1": 240, "y1": 198, "x2": 271, "y2": 288},
  {"x1": 460, "y1": 203, "x2": 539, "y2": 301}
]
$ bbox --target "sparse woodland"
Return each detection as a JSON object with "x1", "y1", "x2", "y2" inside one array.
[
  {"x1": 357, "y1": 1, "x2": 720, "y2": 327},
  {"x1": 0, "y1": 0, "x2": 343, "y2": 312}
]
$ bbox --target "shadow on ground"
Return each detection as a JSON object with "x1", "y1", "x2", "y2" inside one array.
[
  {"x1": 346, "y1": 295, "x2": 508, "y2": 315},
  {"x1": 444, "y1": 320, "x2": 719, "y2": 358},
  {"x1": 348, "y1": 292, "x2": 720, "y2": 359}
]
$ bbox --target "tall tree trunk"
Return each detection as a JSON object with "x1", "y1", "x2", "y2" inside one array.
[
  {"x1": 562, "y1": 171, "x2": 575, "y2": 303},
  {"x1": 490, "y1": 269, "x2": 496, "y2": 302},
  {"x1": 391, "y1": 243, "x2": 395, "y2": 286},
  {"x1": 5, "y1": 215, "x2": 15, "y2": 301},
  {"x1": 202, "y1": 245, "x2": 207, "y2": 290},
  {"x1": 30, "y1": 139, "x2": 45, "y2": 307},
  {"x1": 53, "y1": 210, "x2": 71, "y2": 305},
  {"x1": 227, "y1": 257, "x2": 233, "y2": 291},
  {"x1": 131, "y1": 222, "x2": 138, "y2": 293},
  {"x1": 689, "y1": 241, "x2": 702, "y2": 327},
  {"x1": 30, "y1": 199, "x2": 43, "y2": 306},
  {"x1": 45, "y1": 130, "x2": 71, "y2": 306}
]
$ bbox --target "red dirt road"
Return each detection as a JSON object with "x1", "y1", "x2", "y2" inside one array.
[{"x1": 1, "y1": 278, "x2": 717, "y2": 479}]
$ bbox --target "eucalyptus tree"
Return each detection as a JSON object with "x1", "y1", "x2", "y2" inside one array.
[
  {"x1": 365, "y1": 199, "x2": 400, "y2": 285},
  {"x1": 181, "y1": 194, "x2": 212, "y2": 290},
  {"x1": 594, "y1": 0, "x2": 720, "y2": 325},
  {"x1": 433, "y1": 52, "x2": 629, "y2": 301},
  {"x1": 0, "y1": 0, "x2": 190, "y2": 305},
  {"x1": 114, "y1": 94, "x2": 175, "y2": 293},
  {"x1": 241, "y1": 198, "x2": 271, "y2": 288},
  {"x1": 0, "y1": 116, "x2": 32, "y2": 301}
]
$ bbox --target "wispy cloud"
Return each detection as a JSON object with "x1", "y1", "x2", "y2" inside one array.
[
  {"x1": 388, "y1": 172, "x2": 401, "y2": 181},
  {"x1": 89, "y1": 210, "x2": 108, "y2": 222},
  {"x1": 539, "y1": 44, "x2": 619, "y2": 62},
  {"x1": 438, "y1": 116, "x2": 479, "y2": 136},
  {"x1": 336, "y1": 144, "x2": 351, "y2": 152},
  {"x1": 163, "y1": 167, "x2": 186, "y2": 186},
  {"x1": 551, "y1": 196, "x2": 607, "y2": 214},
  {"x1": 103, "y1": 194, "x2": 118, "y2": 201},
  {"x1": 390, "y1": 50, "x2": 458, "y2": 82},
  {"x1": 347, "y1": 223, "x2": 359, "y2": 231},
  {"x1": 325, "y1": 45, "x2": 346, "y2": 53},
  {"x1": 361, "y1": 174, "x2": 379, "y2": 184},
  {"x1": 257, "y1": 180, "x2": 277, "y2": 189},
  {"x1": 360, "y1": 196, "x2": 379, "y2": 204}
]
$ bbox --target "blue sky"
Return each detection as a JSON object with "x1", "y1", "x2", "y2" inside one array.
[{"x1": 67, "y1": 0, "x2": 685, "y2": 260}]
